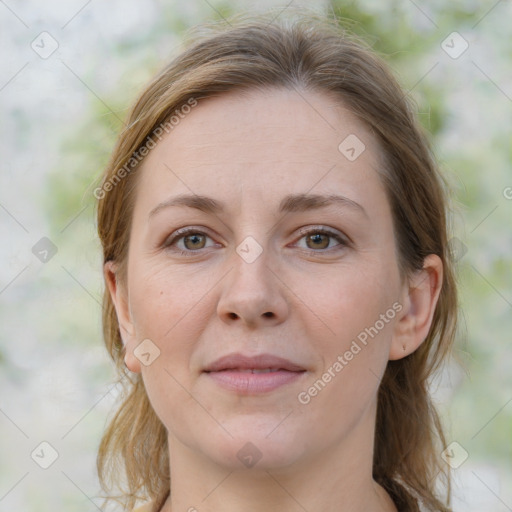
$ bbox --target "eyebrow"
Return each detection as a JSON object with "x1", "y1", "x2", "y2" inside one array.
[{"x1": 148, "y1": 192, "x2": 368, "y2": 219}]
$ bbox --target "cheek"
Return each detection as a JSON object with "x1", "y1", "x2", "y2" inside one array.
[
  {"x1": 127, "y1": 265, "x2": 211, "y2": 428},
  {"x1": 299, "y1": 285, "x2": 396, "y2": 430},
  {"x1": 128, "y1": 257, "x2": 213, "y2": 341},
  {"x1": 302, "y1": 258, "x2": 399, "y2": 342},
  {"x1": 125, "y1": 264, "x2": 214, "y2": 409},
  {"x1": 298, "y1": 257, "x2": 398, "y2": 397}
]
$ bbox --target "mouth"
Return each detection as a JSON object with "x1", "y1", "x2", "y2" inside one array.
[
  {"x1": 203, "y1": 353, "x2": 307, "y2": 394},
  {"x1": 204, "y1": 368, "x2": 306, "y2": 394},
  {"x1": 222, "y1": 368, "x2": 284, "y2": 373}
]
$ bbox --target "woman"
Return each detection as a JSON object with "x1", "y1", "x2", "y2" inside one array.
[{"x1": 96, "y1": 10, "x2": 457, "y2": 512}]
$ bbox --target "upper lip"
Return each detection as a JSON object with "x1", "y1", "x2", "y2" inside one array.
[{"x1": 204, "y1": 353, "x2": 306, "y2": 372}]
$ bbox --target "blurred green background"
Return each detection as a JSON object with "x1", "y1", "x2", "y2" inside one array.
[{"x1": 0, "y1": 1, "x2": 511, "y2": 511}]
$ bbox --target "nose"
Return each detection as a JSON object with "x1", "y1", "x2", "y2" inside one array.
[{"x1": 217, "y1": 243, "x2": 289, "y2": 328}]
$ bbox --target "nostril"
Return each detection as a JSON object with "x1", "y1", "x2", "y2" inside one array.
[{"x1": 263, "y1": 312, "x2": 274, "y2": 317}]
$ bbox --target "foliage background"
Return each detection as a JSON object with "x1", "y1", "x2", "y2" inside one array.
[{"x1": 0, "y1": 0, "x2": 511, "y2": 510}]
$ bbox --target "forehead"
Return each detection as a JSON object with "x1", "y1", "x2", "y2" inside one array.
[{"x1": 134, "y1": 87, "x2": 386, "y2": 216}]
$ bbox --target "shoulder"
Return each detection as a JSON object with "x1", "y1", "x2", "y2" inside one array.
[{"x1": 133, "y1": 503, "x2": 154, "y2": 512}]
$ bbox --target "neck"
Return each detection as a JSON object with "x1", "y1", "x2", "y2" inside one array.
[{"x1": 161, "y1": 402, "x2": 397, "y2": 512}]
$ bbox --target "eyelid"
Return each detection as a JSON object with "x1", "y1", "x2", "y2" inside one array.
[
  {"x1": 163, "y1": 226, "x2": 217, "y2": 249},
  {"x1": 292, "y1": 225, "x2": 350, "y2": 252},
  {"x1": 294, "y1": 225, "x2": 351, "y2": 245}
]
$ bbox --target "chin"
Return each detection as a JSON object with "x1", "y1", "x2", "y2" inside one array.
[{"x1": 199, "y1": 416, "x2": 309, "y2": 471}]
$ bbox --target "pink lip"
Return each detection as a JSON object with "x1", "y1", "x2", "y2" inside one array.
[
  {"x1": 206, "y1": 370, "x2": 305, "y2": 394},
  {"x1": 203, "y1": 353, "x2": 307, "y2": 394},
  {"x1": 204, "y1": 353, "x2": 306, "y2": 372}
]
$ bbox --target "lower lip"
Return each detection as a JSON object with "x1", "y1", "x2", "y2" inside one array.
[{"x1": 204, "y1": 370, "x2": 305, "y2": 394}]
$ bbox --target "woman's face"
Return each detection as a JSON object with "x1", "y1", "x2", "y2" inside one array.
[{"x1": 111, "y1": 87, "x2": 409, "y2": 471}]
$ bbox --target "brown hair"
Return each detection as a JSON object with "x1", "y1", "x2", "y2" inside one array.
[{"x1": 96, "y1": 9, "x2": 457, "y2": 512}]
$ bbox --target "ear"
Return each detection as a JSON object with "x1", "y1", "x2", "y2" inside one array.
[
  {"x1": 104, "y1": 261, "x2": 141, "y2": 373},
  {"x1": 389, "y1": 254, "x2": 443, "y2": 360}
]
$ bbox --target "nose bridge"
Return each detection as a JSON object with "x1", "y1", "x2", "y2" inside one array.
[
  {"x1": 237, "y1": 235, "x2": 271, "y2": 281},
  {"x1": 230, "y1": 233, "x2": 274, "y2": 299},
  {"x1": 217, "y1": 232, "x2": 288, "y2": 326}
]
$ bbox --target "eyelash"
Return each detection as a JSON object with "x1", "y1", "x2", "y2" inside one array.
[{"x1": 163, "y1": 226, "x2": 349, "y2": 257}]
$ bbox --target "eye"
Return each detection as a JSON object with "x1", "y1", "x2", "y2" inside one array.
[
  {"x1": 294, "y1": 227, "x2": 348, "y2": 252},
  {"x1": 162, "y1": 225, "x2": 349, "y2": 257},
  {"x1": 163, "y1": 227, "x2": 217, "y2": 256}
]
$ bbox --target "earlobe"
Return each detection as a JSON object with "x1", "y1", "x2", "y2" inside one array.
[
  {"x1": 103, "y1": 261, "x2": 141, "y2": 373},
  {"x1": 389, "y1": 254, "x2": 443, "y2": 360}
]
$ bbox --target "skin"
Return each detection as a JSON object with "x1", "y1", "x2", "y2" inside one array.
[{"x1": 105, "y1": 87, "x2": 443, "y2": 512}]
